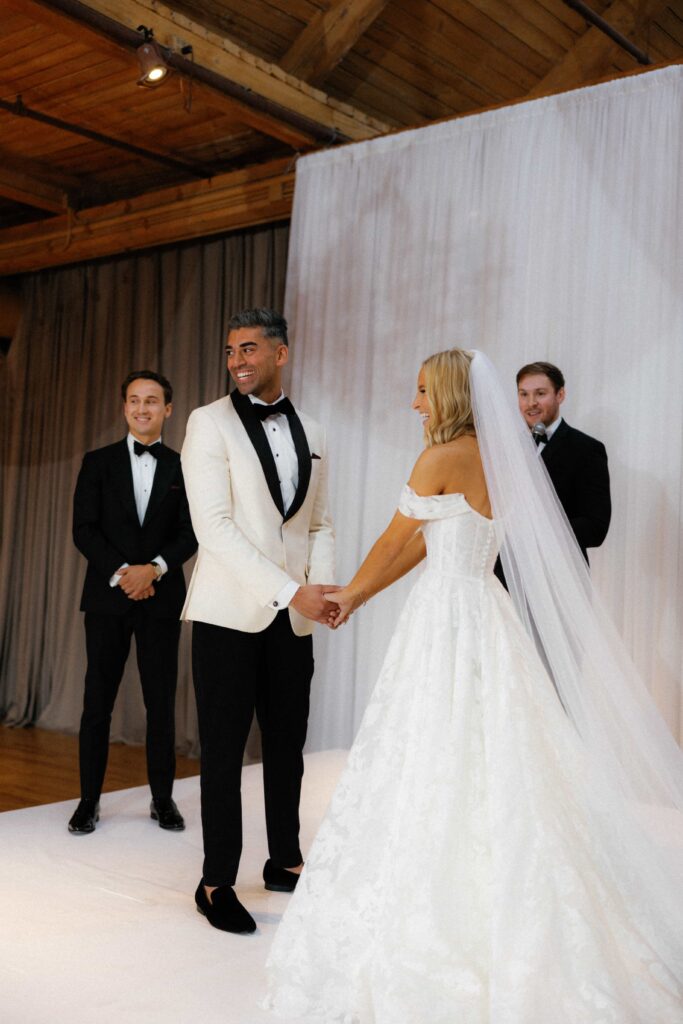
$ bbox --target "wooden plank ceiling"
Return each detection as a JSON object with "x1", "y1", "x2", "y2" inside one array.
[{"x1": 0, "y1": 0, "x2": 681, "y2": 274}]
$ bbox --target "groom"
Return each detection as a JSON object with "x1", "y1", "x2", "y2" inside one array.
[{"x1": 181, "y1": 308, "x2": 337, "y2": 933}]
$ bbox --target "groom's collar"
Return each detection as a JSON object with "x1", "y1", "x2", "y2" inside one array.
[
  {"x1": 230, "y1": 390, "x2": 312, "y2": 522},
  {"x1": 249, "y1": 390, "x2": 285, "y2": 408},
  {"x1": 543, "y1": 415, "x2": 563, "y2": 442}
]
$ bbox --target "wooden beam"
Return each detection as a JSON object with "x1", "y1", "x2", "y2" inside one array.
[
  {"x1": 0, "y1": 147, "x2": 83, "y2": 191},
  {"x1": 528, "y1": 0, "x2": 669, "y2": 96},
  {"x1": 47, "y1": 0, "x2": 390, "y2": 141},
  {"x1": 0, "y1": 165, "x2": 68, "y2": 214},
  {"x1": 280, "y1": 0, "x2": 391, "y2": 86},
  {"x1": 4, "y1": 0, "x2": 315, "y2": 148},
  {"x1": 3, "y1": 0, "x2": 133, "y2": 65},
  {"x1": 0, "y1": 158, "x2": 295, "y2": 275}
]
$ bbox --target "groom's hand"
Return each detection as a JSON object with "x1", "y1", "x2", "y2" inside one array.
[{"x1": 291, "y1": 584, "x2": 341, "y2": 625}]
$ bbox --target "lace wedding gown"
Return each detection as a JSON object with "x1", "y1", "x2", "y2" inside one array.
[{"x1": 265, "y1": 486, "x2": 682, "y2": 1024}]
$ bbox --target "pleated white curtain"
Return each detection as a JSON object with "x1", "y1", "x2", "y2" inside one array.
[{"x1": 285, "y1": 66, "x2": 683, "y2": 751}]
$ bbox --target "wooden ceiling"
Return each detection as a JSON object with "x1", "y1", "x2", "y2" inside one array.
[{"x1": 0, "y1": 0, "x2": 681, "y2": 275}]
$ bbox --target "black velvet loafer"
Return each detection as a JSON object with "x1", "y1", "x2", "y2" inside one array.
[
  {"x1": 263, "y1": 859, "x2": 301, "y2": 892},
  {"x1": 150, "y1": 797, "x2": 185, "y2": 831},
  {"x1": 68, "y1": 799, "x2": 100, "y2": 834},
  {"x1": 194, "y1": 881, "x2": 256, "y2": 934}
]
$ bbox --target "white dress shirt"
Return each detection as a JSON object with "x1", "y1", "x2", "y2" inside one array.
[
  {"x1": 249, "y1": 393, "x2": 300, "y2": 610},
  {"x1": 109, "y1": 434, "x2": 168, "y2": 586},
  {"x1": 535, "y1": 415, "x2": 562, "y2": 454}
]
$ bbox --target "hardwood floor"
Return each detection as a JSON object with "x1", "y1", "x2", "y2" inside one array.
[{"x1": 0, "y1": 725, "x2": 199, "y2": 813}]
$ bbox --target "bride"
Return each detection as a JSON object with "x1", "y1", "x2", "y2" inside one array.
[{"x1": 265, "y1": 349, "x2": 682, "y2": 1023}]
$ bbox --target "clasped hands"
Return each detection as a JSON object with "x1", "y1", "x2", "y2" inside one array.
[
  {"x1": 116, "y1": 572, "x2": 365, "y2": 621},
  {"x1": 290, "y1": 584, "x2": 363, "y2": 629},
  {"x1": 116, "y1": 564, "x2": 157, "y2": 601}
]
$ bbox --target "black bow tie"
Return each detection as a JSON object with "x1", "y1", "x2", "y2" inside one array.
[
  {"x1": 532, "y1": 430, "x2": 549, "y2": 447},
  {"x1": 133, "y1": 441, "x2": 161, "y2": 458},
  {"x1": 251, "y1": 397, "x2": 294, "y2": 421}
]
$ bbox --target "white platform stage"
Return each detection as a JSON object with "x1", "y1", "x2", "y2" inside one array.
[{"x1": 0, "y1": 749, "x2": 347, "y2": 1024}]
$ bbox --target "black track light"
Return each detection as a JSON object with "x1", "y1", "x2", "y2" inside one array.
[{"x1": 136, "y1": 26, "x2": 169, "y2": 88}]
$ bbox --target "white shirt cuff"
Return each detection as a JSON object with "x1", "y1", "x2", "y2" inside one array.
[
  {"x1": 269, "y1": 580, "x2": 300, "y2": 610},
  {"x1": 153, "y1": 555, "x2": 168, "y2": 577},
  {"x1": 109, "y1": 562, "x2": 129, "y2": 587}
]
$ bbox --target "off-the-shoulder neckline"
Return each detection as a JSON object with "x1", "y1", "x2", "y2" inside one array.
[{"x1": 403, "y1": 484, "x2": 494, "y2": 523}]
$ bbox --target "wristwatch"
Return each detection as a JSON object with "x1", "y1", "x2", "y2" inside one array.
[{"x1": 149, "y1": 561, "x2": 163, "y2": 581}]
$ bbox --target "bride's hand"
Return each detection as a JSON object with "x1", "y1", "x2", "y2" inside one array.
[{"x1": 324, "y1": 586, "x2": 365, "y2": 628}]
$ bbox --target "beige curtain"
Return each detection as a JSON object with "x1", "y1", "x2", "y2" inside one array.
[{"x1": 0, "y1": 223, "x2": 289, "y2": 755}]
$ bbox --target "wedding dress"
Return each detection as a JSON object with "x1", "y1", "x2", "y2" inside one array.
[
  {"x1": 265, "y1": 351, "x2": 682, "y2": 1023},
  {"x1": 265, "y1": 486, "x2": 682, "y2": 1023}
]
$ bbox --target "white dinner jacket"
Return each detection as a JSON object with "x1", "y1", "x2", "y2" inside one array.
[{"x1": 180, "y1": 390, "x2": 335, "y2": 636}]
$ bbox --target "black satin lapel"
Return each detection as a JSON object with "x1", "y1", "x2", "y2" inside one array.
[
  {"x1": 230, "y1": 390, "x2": 285, "y2": 517},
  {"x1": 285, "y1": 412, "x2": 312, "y2": 523},
  {"x1": 113, "y1": 440, "x2": 139, "y2": 523},
  {"x1": 142, "y1": 446, "x2": 175, "y2": 526}
]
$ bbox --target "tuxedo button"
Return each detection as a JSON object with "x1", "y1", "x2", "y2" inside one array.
[{"x1": 273, "y1": 600, "x2": 279, "y2": 608}]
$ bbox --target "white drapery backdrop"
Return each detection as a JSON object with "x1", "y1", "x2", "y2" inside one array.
[{"x1": 284, "y1": 65, "x2": 683, "y2": 751}]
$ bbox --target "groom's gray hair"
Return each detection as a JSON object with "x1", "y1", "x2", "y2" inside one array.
[{"x1": 227, "y1": 308, "x2": 289, "y2": 347}]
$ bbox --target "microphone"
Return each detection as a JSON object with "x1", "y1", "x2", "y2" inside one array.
[{"x1": 531, "y1": 422, "x2": 548, "y2": 446}]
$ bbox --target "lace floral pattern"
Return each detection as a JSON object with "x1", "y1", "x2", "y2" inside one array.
[{"x1": 265, "y1": 489, "x2": 682, "y2": 1023}]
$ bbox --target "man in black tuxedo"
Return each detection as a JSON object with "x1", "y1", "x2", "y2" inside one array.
[
  {"x1": 515, "y1": 361, "x2": 611, "y2": 562},
  {"x1": 68, "y1": 371, "x2": 197, "y2": 835}
]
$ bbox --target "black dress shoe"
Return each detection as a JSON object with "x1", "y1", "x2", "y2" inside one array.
[
  {"x1": 194, "y1": 881, "x2": 256, "y2": 934},
  {"x1": 68, "y1": 799, "x2": 99, "y2": 834},
  {"x1": 150, "y1": 797, "x2": 185, "y2": 830},
  {"x1": 263, "y1": 858, "x2": 301, "y2": 892}
]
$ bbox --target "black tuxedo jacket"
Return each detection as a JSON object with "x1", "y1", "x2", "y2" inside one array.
[
  {"x1": 73, "y1": 439, "x2": 197, "y2": 618},
  {"x1": 540, "y1": 419, "x2": 611, "y2": 562},
  {"x1": 494, "y1": 420, "x2": 610, "y2": 588}
]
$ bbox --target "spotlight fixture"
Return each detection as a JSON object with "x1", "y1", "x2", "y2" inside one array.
[{"x1": 136, "y1": 26, "x2": 169, "y2": 87}]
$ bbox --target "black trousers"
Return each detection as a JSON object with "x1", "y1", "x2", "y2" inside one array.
[
  {"x1": 79, "y1": 608, "x2": 181, "y2": 802},
  {"x1": 192, "y1": 613, "x2": 314, "y2": 887}
]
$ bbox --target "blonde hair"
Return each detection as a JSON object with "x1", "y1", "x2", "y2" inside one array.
[{"x1": 421, "y1": 348, "x2": 475, "y2": 448}]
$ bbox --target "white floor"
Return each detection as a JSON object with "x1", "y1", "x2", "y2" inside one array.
[{"x1": 0, "y1": 749, "x2": 348, "y2": 1024}]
